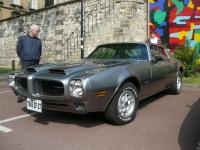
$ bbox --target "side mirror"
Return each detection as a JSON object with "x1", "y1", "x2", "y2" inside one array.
[{"x1": 155, "y1": 56, "x2": 163, "y2": 63}]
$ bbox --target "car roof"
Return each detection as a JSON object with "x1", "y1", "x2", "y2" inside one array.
[{"x1": 97, "y1": 42, "x2": 164, "y2": 48}]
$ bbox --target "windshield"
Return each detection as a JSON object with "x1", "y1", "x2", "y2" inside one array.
[{"x1": 87, "y1": 43, "x2": 149, "y2": 60}]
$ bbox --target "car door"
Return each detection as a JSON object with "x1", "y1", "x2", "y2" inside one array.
[{"x1": 147, "y1": 45, "x2": 175, "y2": 95}]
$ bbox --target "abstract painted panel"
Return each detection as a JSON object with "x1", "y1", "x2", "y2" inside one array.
[{"x1": 149, "y1": 0, "x2": 200, "y2": 52}]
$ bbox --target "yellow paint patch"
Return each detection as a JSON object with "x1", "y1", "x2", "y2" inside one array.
[
  {"x1": 190, "y1": 23, "x2": 194, "y2": 38},
  {"x1": 194, "y1": 34, "x2": 200, "y2": 42},
  {"x1": 168, "y1": 0, "x2": 171, "y2": 7},
  {"x1": 188, "y1": 0, "x2": 194, "y2": 9},
  {"x1": 178, "y1": 31, "x2": 188, "y2": 40},
  {"x1": 190, "y1": 23, "x2": 194, "y2": 30},
  {"x1": 149, "y1": 0, "x2": 155, "y2": 3}
]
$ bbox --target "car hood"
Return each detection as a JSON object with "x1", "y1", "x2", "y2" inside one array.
[{"x1": 25, "y1": 59, "x2": 140, "y2": 76}]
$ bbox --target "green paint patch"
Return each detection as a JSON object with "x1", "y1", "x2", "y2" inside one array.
[
  {"x1": 154, "y1": 10, "x2": 166, "y2": 24},
  {"x1": 195, "y1": 30, "x2": 200, "y2": 34},
  {"x1": 172, "y1": 0, "x2": 184, "y2": 14}
]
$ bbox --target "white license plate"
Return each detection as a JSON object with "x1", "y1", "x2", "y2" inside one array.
[{"x1": 27, "y1": 98, "x2": 42, "y2": 113}]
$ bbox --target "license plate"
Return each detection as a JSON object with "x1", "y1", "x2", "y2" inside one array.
[{"x1": 27, "y1": 98, "x2": 42, "y2": 113}]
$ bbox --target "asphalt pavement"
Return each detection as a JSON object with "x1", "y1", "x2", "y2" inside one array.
[
  {"x1": 0, "y1": 81, "x2": 200, "y2": 150},
  {"x1": 0, "y1": 73, "x2": 7, "y2": 82}
]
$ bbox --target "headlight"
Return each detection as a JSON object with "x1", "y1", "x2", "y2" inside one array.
[
  {"x1": 69, "y1": 80, "x2": 83, "y2": 97},
  {"x1": 7, "y1": 74, "x2": 15, "y2": 87}
]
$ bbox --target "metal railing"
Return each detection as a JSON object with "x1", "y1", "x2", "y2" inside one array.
[{"x1": 64, "y1": 0, "x2": 115, "y2": 61}]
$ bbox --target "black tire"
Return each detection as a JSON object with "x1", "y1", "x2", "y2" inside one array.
[
  {"x1": 169, "y1": 71, "x2": 182, "y2": 95},
  {"x1": 103, "y1": 82, "x2": 139, "y2": 125}
]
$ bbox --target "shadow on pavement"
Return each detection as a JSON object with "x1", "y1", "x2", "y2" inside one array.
[
  {"x1": 178, "y1": 97, "x2": 200, "y2": 150},
  {"x1": 21, "y1": 107, "x2": 105, "y2": 128},
  {"x1": 139, "y1": 90, "x2": 168, "y2": 109}
]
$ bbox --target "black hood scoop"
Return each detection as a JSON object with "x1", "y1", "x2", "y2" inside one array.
[
  {"x1": 26, "y1": 68, "x2": 37, "y2": 73},
  {"x1": 48, "y1": 69, "x2": 66, "y2": 74}
]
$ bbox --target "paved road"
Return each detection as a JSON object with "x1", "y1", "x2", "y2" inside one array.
[{"x1": 0, "y1": 81, "x2": 200, "y2": 150}]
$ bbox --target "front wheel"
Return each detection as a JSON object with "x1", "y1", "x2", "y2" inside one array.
[
  {"x1": 169, "y1": 71, "x2": 182, "y2": 95},
  {"x1": 103, "y1": 82, "x2": 139, "y2": 125}
]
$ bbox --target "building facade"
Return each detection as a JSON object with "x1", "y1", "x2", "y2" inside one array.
[
  {"x1": 0, "y1": 0, "x2": 148, "y2": 68},
  {"x1": 0, "y1": 0, "x2": 46, "y2": 20}
]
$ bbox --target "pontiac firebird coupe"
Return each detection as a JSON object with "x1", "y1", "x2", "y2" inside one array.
[{"x1": 7, "y1": 42, "x2": 183, "y2": 125}]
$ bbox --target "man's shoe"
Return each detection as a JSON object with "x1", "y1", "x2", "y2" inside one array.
[{"x1": 17, "y1": 98, "x2": 24, "y2": 103}]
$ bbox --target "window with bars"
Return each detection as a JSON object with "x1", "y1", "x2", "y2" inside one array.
[
  {"x1": 54, "y1": 0, "x2": 69, "y2": 5},
  {"x1": 11, "y1": 0, "x2": 20, "y2": 5},
  {"x1": 30, "y1": 0, "x2": 37, "y2": 9}
]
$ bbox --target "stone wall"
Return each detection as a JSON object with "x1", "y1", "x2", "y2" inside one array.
[{"x1": 0, "y1": 0, "x2": 148, "y2": 68}]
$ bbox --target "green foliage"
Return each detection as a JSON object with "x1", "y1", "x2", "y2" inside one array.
[
  {"x1": 182, "y1": 73, "x2": 200, "y2": 84},
  {"x1": 0, "y1": 68, "x2": 12, "y2": 73},
  {"x1": 173, "y1": 39, "x2": 199, "y2": 77}
]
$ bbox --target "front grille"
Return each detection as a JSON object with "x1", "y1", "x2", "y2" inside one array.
[
  {"x1": 16, "y1": 77, "x2": 28, "y2": 91},
  {"x1": 42, "y1": 80, "x2": 64, "y2": 96}
]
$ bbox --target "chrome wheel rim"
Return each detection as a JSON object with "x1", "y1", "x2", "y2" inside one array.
[
  {"x1": 177, "y1": 75, "x2": 181, "y2": 91},
  {"x1": 118, "y1": 90, "x2": 135, "y2": 118}
]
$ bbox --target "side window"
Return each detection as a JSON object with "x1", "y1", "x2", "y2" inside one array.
[{"x1": 124, "y1": 44, "x2": 148, "y2": 60}]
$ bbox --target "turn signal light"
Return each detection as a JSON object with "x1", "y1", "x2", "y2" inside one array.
[{"x1": 96, "y1": 91, "x2": 106, "y2": 97}]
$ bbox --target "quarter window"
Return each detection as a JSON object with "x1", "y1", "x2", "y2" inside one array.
[{"x1": 150, "y1": 45, "x2": 168, "y2": 61}]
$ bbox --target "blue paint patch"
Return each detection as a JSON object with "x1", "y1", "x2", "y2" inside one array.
[
  {"x1": 190, "y1": 40, "x2": 197, "y2": 47},
  {"x1": 156, "y1": 28, "x2": 164, "y2": 36},
  {"x1": 150, "y1": 0, "x2": 165, "y2": 12},
  {"x1": 173, "y1": 16, "x2": 190, "y2": 24},
  {"x1": 160, "y1": 22, "x2": 166, "y2": 27},
  {"x1": 187, "y1": 31, "x2": 192, "y2": 38},
  {"x1": 170, "y1": 33, "x2": 179, "y2": 38},
  {"x1": 184, "y1": 0, "x2": 190, "y2": 5},
  {"x1": 194, "y1": 25, "x2": 200, "y2": 29}
]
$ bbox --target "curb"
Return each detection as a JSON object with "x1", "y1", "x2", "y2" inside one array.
[{"x1": 182, "y1": 84, "x2": 200, "y2": 89}]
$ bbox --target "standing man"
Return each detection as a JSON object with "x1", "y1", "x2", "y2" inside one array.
[
  {"x1": 146, "y1": 30, "x2": 163, "y2": 46},
  {"x1": 16, "y1": 24, "x2": 42, "y2": 69},
  {"x1": 16, "y1": 24, "x2": 42, "y2": 103}
]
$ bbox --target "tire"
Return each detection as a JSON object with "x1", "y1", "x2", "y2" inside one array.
[
  {"x1": 103, "y1": 82, "x2": 139, "y2": 125},
  {"x1": 169, "y1": 71, "x2": 182, "y2": 95}
]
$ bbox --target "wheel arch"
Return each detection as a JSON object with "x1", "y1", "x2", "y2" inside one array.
[
  {"x1": 179, "y1": 66, "x2": 184, "y2": 75},
  {"x1": 103, "y1": 76, "x2": 141, "y2": 112}
]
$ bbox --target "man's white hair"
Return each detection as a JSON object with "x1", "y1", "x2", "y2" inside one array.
[{"x1": 29, "y1": 24, "x2": 38, "y2": 32}]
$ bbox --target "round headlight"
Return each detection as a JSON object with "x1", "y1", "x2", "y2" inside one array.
[
  {"x1": 74, "y1": 80, "x2": 83, "y2": 96},
  {"x1": 69, "y1": 80, "x2": 83, "y2": 97},
  {"x1": 69, "y1": 80, "x2": 75, "y2": 93}
]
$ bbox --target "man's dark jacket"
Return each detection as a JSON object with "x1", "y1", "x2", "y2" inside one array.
[{"x1": 16, "y1": 34, "x2": 42, "y2": 62}]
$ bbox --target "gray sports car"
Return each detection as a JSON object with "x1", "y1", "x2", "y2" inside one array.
[{"x1": 7, "y1": 42, "x2": 184, "y2": 125}]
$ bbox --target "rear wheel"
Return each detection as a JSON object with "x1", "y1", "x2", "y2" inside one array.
[
  {"x1": 103, "y1": 82, "x2": 139, "y2": 125},
  {"x1": 169, "y1": 71, "x2": 182, "y2": 95}
]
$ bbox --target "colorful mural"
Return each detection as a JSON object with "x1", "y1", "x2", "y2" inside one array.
[{"x1": 149, "y1": 0, "x2": 200, "y2": 52}]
